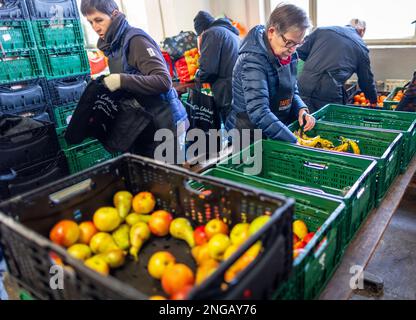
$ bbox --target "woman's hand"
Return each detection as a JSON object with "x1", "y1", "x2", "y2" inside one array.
[{"x1": 299, "y1": 109, "x2": 316, "y2": 132}]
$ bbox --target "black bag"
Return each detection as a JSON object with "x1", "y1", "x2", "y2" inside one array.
[
  {"x1": 161, "y1": 31, "x2": 198, "y2": 61},
  {"x1": 187, "y1": 88, "x2": 221, "y2": 132},
  {"x1": 65, "y1": 78, "x2": 152, "y2": 153}
]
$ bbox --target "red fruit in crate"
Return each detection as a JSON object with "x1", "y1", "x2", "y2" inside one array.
[
  {"x1": 170, "y1": 285, "x2": 194, "y2": 300},
  {"x1": 161, "y1": 264, "x2": 195, "y2": 296},
  {"x1": 50, "y1": 220, "x2": 80, "y2": 248},
  {"x1": 293, "y1": 234, "x2": 300, "y2": 245},
  {"x1": 303, "y1": 232, "x2": 316, "y2": 244},
  {"x1": 78, "y1": 221, "x2": 98, "y2": 245},
  {"x1": 148, "y1": 210, "x2": 173, "y2": 237},
  {"x1": 194, "y1": 226, "x2": 208, "y2": 246},
  {"x1": 293, "y1": 241, "x2": 307, "y2": 250}
]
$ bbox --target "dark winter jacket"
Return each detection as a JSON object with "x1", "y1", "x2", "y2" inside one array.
[
  {"x1": 397, "y1": 71, "x2": 416, "y2": 112},
  {"x1": 297, "y1": 26, "x2": 377, "y2": 112},
  {"x1": 225, "y1": 25, "x2": 307, "y2": 143},
  {"x1": 98, "y1": 14, "x2": 187, "y2": 132},
  {"x1": 196, "y1": 18, "x2": 240, "y2": 121}
]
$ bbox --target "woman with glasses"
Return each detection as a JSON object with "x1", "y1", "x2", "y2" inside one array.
[{"x1": 225, "y1": 3, "x2": 315, "y2": 144}]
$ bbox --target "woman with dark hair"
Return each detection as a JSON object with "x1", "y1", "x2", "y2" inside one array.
[
  {"x1": 80, "y1": 0, "x2": 188, "y2": 160},
  {"x1": 225, "y1": 3, "x2": 315, "y2": 144}
]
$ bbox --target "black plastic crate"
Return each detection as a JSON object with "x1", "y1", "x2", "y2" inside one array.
[
  {"x1": 0, "y1": 115, "x2": 60, "y2": 172},
  {"x1": 0, "y1": 0, "x2": 29, "y2": 20},
  {"x1": 46, "y1": 74, "x2": 89, "y2": 107},
  {"x1": 0, "y1": 78, "x2": 48, "y2": 114},
  {"x1": 0, "y1": 154, "x2": 294, "y2": 300},
  {"x1": 0, "y1": 152, "x2": 68, "y2": 201},
  {"x1": 26, "y1": 0, "x2": 79, "y2": 19}
]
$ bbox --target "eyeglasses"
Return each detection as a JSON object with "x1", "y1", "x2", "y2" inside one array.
[{"x1": 280, "y1": 34, "x2": 304, "y2": 49}]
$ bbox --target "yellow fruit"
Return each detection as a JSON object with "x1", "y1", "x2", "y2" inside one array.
[
  {"x1": 85, "y1": 256, "x2": 110, "y2": 276},
  {"x1": 132, "y1": 192, "x2": 156, "y2": 214},
  {"x1": 126, "y1": 213, "x2": 151, "y2": 226},
  {"x1": 93, "y1": 207, "x2": 121, "y2": 232},
  {"x1": 249, "y1": 215, "x2": 271, "y2": 235},
  {"x1": 67, "y1": 244, "x2": 92, "y2": 261},
  {"x1": 89, "y1": 232, "x2": 119, "y2": 254},
  {"x1": 170, "y1": 218, "x2": 195, "y2": 248},
  {"x1": 293, "y1": 220, "x2": 308, "y2": 240},
  {"x1": 208, "y1": 234, "x2": 231, "y2": 261},
  {"x1": 113, "y1": 191, "x2": 133, "y2": 220}
]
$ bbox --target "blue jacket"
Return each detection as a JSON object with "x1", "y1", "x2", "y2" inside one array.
[
  {"x1": 197, "y1": 18, "x2": 240, "y2": 119},
  {"x1": 297, "y1": 26, "x2": 377, "y2": 109},
  {"x1": 225, "y1": 25, "x2": 307, "y2": 143}
]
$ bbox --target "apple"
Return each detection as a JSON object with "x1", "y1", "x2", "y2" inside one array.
[
  {"x1": 78, "y1": 221, "x2": 98, "y2": 245},
  {"x1": 93, "y1": 207, "x2": 121, "y2": 232},
  {"x1": 208, "y1": 234, "x2": 231, "y2": 260},
  {"x1": 67, "y1": 244, "x2": 92, "y2": 261},
  {"x1": 50, "y1": 220, "x2": 80, "y2": 248},
  {"x1": 170, "y1": 285, "x2": 193, "y2": 300},
  {"x1": 205, "y1": 219, "x2": 229, "y2": 239},
  {"x1": 148, "y1": 210, "x2": 173, "y2": 237},
  {"x1": 230, "y1": 223, "x2": 250, "y2": 245},
  {"x1": 148, "y1": 251, "x2": 176, "y2": 279},
  {"x1": 132, "y1": 191, "x2": 156, "y2": 214},
  {"x1": 161, "y1": 264, "x2": 195, "y2": 296},
  {"x1": 303, "y1": 232, "x2": 315, "y2": 244},
  {"x1": 249, "y1": 215, "x2": 271, "y2": 236},
  {"x1": 99, "y1": 249, "x2": 126, "y2": 269},
  {"x1": 191, "y1": 243, "x2": 211, "y2": 265},
  {"x1": 85, "y1": 256, "x2": 110, "y2": 276},
  {"x1": 193, "y1": 226, "x2": 208, "y2": 246},
  {"x1": 89, "y1": 232, "x2": 119, "y2": 254},
  {"x1": 294, "y1": 241, "x2": 307, "y2": 250}
]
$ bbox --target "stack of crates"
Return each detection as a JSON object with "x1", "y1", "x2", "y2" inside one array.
[
  {"x1": 25, "y1": 0, "x2": 117, "y2": 174},
  {"x1": 0, "y1": 0, "x2": 45, "y2": 118}
]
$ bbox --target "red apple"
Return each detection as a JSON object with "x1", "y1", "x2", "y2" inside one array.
[
  {"x1": 205, "y1": 219, "x2": 229, "y2": 239},
  {"x1": 148, "y1": 210, "x2": 173, "y2": 237},
  {"x1": 50, "y1": 220, "x2": 80, "y2": 248},
  {"x1": 303, "y1": 232, "x2": 315, "y2": 244},
  {"x1": 194, "y1": 226, "x2": 208, "y2": 246}
]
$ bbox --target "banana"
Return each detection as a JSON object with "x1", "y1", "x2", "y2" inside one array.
[
  {"x1": 317, "y1": 138, "x2": 334, "y2": 148},
  {"x1": 348, "y1": 139, "x2": 361, "y2": 155},
  {"x1": 294, "y1": 130, "x2": 322, "y2": 147},
  {"x1": 332, "y1": 142, "x2": 350, "y2": 153}
]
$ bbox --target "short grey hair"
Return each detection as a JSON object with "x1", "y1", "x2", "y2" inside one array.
[
  {"x1": 80, "y1": 0, "x2": 119, "y2": 16},
  {"x1": 266, "y1": 3, "x2": 311, "y2": 34},
  {"x1": 350, "y1": 19, "x2": 366, "y2": 31}
]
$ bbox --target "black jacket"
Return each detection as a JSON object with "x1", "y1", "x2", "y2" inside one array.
[
  {"x1": 297, "y1": 26, "x2": 377, "y2": 112},
  {"x1": 197, "y1": 18, "x2": 240, "y2": 120}
]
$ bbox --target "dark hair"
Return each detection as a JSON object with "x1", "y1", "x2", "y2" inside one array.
[
  {"x1": 80, "y1": 0, "x2": 119, "y2": 16},
  {"x1": 266, "y1": 3, "x2": 310, "y2": 34}
]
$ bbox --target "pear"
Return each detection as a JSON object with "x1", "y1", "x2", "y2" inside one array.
[
  {"x1": 170, "y1": 218, "x2": 195, "y2": 248},
  {"x1": 85, "y1": 255, "x2": 110, "y2": 276},
  {"x1": 89, "y1": 232, "x2": 119, "y2": 254},
  {"x1": 98, "y1": 249, "x2": 126, "y2": 269},
  {"x1": 112, "y1": 224, "x2": 130, "y2": 250},
  {"x1": 126, "y1": 213, "x2": 151, "y2": 226},
  {"x1": 113, "y1": 191, "x2": 133, "y2": 220},
  {"x1": 129, "y1": 222, "x2": 151, "y2": 261}
]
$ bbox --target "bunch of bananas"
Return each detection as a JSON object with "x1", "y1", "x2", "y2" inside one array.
[{"x1": 294, "y1": 130, "x2": 361, "y2": 155}]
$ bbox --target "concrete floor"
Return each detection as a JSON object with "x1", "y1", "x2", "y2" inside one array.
[{"x1": 351, "y1": 184, "x2": 416, "y2": 300}]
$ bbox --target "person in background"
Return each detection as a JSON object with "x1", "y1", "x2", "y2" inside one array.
[
  {"x1": 397, "y1": 71, "x2": 416, "y2": 112},
  {"x1": 297, "y1": 19, "x2": 378, "y2": 113},
  {"x1": 225, "y1": 3, "x2": 315, "y2": 144},
  {"x1": 80, "y1": 0, "x2": 187, "y2": 160},
  {"x1": 193, "y1": 11, "x2": 240, "y2": 124}
]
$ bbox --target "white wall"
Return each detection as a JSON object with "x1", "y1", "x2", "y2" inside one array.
[{"x1": 210, "y1": 0, "x2": 262, "y2": 30}]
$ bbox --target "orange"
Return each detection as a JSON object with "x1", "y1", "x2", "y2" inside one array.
[
  {"x1": 78, "y1": 221, "x2": 98, "y2": 245},
  {"x1": 161, "y1": 264, "x2": 195, "y2": 296},
  {"x1": 360, "y1": 97, "x2": 367, "y2": 104},
  {"x1": 353, "y1": 95, "x2": 361, "y2": 103}
]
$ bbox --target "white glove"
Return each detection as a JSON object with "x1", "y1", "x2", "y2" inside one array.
[{"x1": 103, "y1": 74, "x2": 121, "y2": 92}]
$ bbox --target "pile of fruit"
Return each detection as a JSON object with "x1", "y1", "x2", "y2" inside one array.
[
  {"x1": 184, "y1": 48, "x2": 200, "y2": 81},
  {"x1": 48, "y1": 190, "x2": 270, "y2": 300},
  {"x1": 292, "y1": 220, "x2": 315, "y2": 259},
  {"x1": 352, "y1": 92, "x2": 387, "y2": 108},
  {"x1": 294, "y1": 130, "x2": 361, "y2": 155}
]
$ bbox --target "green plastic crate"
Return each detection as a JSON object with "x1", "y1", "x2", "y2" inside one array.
[
  {"x1": 31, "y1": 19, "x2": 84, "y2": 49},
  {"x1": 313, "y1": 104, "x2": 416, "y2": 172},
  {"x1": 63, "y1": 140, "x2": 117, "y2": 174},
  {"x1": 202, "y1": 167, "x2": 346, "y2": 300},
  {"x1": 55, "y1": 126, "x2": 95, "y2": 150},
  {"x1": 218, "y1": 139, "x2": 377, "y2": 249},
  {"x1": 0, "y1": 50, "x2": 43, "y2": 85},
  {"x1": 383, "y1": 87, "x2": 404, "y2": 110},
  {"x1": 52, "y1": 103, "x2": 76, "y2": 128},
  {"x1": 288, "y1": 121, "x2": 403, "y2": 206},
  {"x1": 297, "y1": 59, "x2": 304, "y2": 76},
  {"x1": 39, "y1": 46, "x2": 90, "y2": 80},
  {"x1": 0, "y1": 20, "x2": 36, "y2": 52}
]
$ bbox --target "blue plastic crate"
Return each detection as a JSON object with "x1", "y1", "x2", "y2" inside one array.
[
  {"x1": 0, "y1": 0, "x2": 29, "y2": 20},
  {"x1": 26, "y1": 0, "x2": 79, "y2": 19}
]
